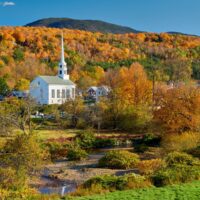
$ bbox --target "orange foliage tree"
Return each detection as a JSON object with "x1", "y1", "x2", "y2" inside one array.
[{"x1": 154, "y1": 86, "x2": 200, "y2": 133}]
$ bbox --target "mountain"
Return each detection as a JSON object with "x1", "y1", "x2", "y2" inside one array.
[{"x1": 26, "y1": 18, "x2": 141, "y2": 34}]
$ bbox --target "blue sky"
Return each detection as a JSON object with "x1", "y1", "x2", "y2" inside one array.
[{"x1": 0, "y1": 0, "x2": 199, "y2": 35}]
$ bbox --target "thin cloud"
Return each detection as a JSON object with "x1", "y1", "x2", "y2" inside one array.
[{"x1": 0, "y1": 1, "x2": 15, "y2": 7}]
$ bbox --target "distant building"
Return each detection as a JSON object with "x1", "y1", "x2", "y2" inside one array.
[
  {"x1": 87, "y1": 86, "x2": 110, "y2": 101},
  {"x1": 11, "y1": 90, "x2": 29, "y2": 99},
  {"x1": 30, "y1": 34, "x2": 76, "y2": 105}
]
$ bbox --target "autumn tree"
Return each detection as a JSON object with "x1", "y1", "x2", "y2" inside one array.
[
  {"x1": 164, "y1": 58, "x2": 192, "y2": 82},
  {"x1": 0, "y1": 97, "x2": 37, "y2": 135},
  {"x1": 14, "y1": 78, "x2": 30, "y2": 91},
  {"x1": 154, "y1": 85, "x2": 200, "y2": 134},
  {"x1": 101, "y1": 63, "x2": 152, "y2": 131},
  {"x1": 61, "y1": 97, "x2": 86, "y2": 128}
]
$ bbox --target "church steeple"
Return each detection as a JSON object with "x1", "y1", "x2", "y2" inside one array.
[{"x1": 58, "y1": 33, "x2": 69, "y2": 80}]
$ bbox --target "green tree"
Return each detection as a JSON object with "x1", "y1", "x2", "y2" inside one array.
[
  {"x1": 0, "y1": 77, "x2": 9, "y2": 96},
  {"x1": 13, "y1": 47, "x2": 24, "y2": 62}
]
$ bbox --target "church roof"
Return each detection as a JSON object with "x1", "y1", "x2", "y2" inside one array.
[{"x1": 39, "y1": 76, "x2": 75, "y2": 85}]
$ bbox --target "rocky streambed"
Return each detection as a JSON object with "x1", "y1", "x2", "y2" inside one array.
[{"x1": 33, "y1": 147, "x2": 137, "y2": 195}]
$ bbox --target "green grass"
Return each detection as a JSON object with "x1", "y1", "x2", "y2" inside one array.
[
  {"x1": 70, "y1": 181, "x2": 200, "y2": 200},
  {"x1": 36, "y1": 129, "x2": 78, "y2": 140}
]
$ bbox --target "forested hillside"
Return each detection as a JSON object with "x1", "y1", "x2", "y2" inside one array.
[
  {"x1": 0, "y1": 26, "x2": 200, "y2": 89},
  {"x1": 26, "y1": 18, "x2": 140, "y2": 34}
]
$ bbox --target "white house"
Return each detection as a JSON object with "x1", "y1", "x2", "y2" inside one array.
[
  {"x1": 87, "y1": 86, "x2": 110, "y2": 101},
  {"x1": 30, "y1": 34, "x2": 76, "y2": 105}
]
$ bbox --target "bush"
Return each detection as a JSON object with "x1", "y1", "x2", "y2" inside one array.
[
  {"x1": 75, "y1": 129, "x2": 96, "y2": 149},
  {"x1": 1, "y1": 134, "x2": 48, "y2": 174},
  {"x1": 152, "y1": 165, "x2": 200, "y2": 186},
  {"x1": 151, "y1": 152, "x2": 200, "y2": 186},
  {"x1": 138, "y1": 159, "x2": 164, "y2": 175},
  {"x1": 164, "y1": 152, "x2": 200, "y2": 167},
  {"x1": 132, "y1": 134, "x2": 161, "y2": 153},
  {"x1": 143, "y1": 134, "x2": 161, "y2": 146},
  {"x1": 94, "y1": 138, "x2": 117, "y2": 148},
  {"x1": 98, "y1": 150, "x2": 139, "y2": 169},
  {"x1": 188, "y1": 146, "x2": 200, "y2": 158},
  {"x1": 134, "y1": 144, "x2": 149, "y2": 153},
  {"x1": 72, "y1": 174, "x2": 151, "y2": 196},
  {"x1": 67, "y1": 145, "x2": 88, "y2": 161},
  {"x1": 162, "y1": 132, "x2": 200, "y2": 152},
  {"x1": 43, "y1": 141, "x2": 69, "y2": 160}
]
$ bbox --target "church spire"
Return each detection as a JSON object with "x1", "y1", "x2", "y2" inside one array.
[
  {"x1": 58, "y1": 33, "x2": 69, "y2": 80},
  {"x1": 60, "y1": 32, "x2": 66, "y2": 65}
]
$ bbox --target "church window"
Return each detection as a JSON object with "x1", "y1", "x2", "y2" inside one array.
[
  {"x1": 66, "y1": 89, "x2": 70, "y2": 99},
  {"x1": 57, "y1": 89, "x2": 61, "y2": 98},
  {"x1": 72, "y1": 88, "x2": 75, "y2": 99},
  {"x1": 51, "y1": 89, "x2": 55, "y2": 98},
  {"x1": 62, "y1": 89, "x2": 65, "y2": 98},
  {"x1": 60, "y1": 70, "x2": 62, "y2": 75}
]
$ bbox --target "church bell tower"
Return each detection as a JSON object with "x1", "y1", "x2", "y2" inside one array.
[{"x1": 58, "y1": 33, "x2": 69, "y2": 80}]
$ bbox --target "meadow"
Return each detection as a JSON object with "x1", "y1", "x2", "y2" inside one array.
[{"x1": 70, "y1": 181, "x2": 200, "y2": 200}]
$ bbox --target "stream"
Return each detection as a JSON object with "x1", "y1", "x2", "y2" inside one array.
[{"x1": 36, "y1": 145, "x2": 134, "y2": 196}]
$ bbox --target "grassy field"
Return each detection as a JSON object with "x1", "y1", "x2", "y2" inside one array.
[
  {"x1": 70, "y1": 181, "x2": 200, "y2": 200},
  {"x1": 35, "y1": 129, "x2": 133, "y2": 140},
  {"x1": 36, "y1": 129, "x2": 78, "y2": 140}
]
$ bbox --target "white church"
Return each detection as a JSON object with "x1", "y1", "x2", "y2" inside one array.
[{"x1": 30, "y1": 34, "x2": 76, "y2": 105}]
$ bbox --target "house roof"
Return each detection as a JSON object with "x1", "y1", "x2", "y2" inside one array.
[
  {"x1": 88, "y1": 86, "x2": 98, "y2": 92},
  {"x1": 87, "y1": 86, "x2": 110, "y2": 92},
  {"x1": 39, "y1": 76, "x2": 75, "y2": 85}
]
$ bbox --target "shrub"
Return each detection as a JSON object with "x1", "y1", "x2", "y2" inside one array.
[
  {"x1": 162, "y1": 132, "x2": 200, "y2": 152},
  {"x1": 75, "y1": 129, "x2": 95, "y2": 149},
  {"x1": 138, "y1": 159, "x2": 164, "y2": 175},
  {"x1": 94, "y1": 138, "x2": 117, "y2": 148},
  {"x1": 71, "y1": 174, "x2": 151, "y2": 196},
  {"x1": 1, "y1": 134, "x2": 48, "y2": 174},
  {"x1": 151, "y1": 152, "x2": 200, "y2": 186},
  {"x1": 164, "y1": 152, "x2": 200, "y2": 167},
  {"x1": 134, "y1": 144, "x2": 149, "y2": 153},
  {"x1": 143, "y1": 134, "x2": 161, "y2": 146},
  {"x1": 132, "y1": 134, "x2": 161, "y2": 153},
  {"x1": 152, "y1": 165, "x2": 200, "y2": 186},
  {"x1": 44, "y1": 141, "x2": 68, "y2": 160},
  {"x1": 188, "y1": 146, "x2": 200, "y2": 158},
  {"x1": 98, "y1": 150, "x2": 139, "y2": 169},
  {"x1": 67, "y1": 145, "x2": 88, "y2": 161}
]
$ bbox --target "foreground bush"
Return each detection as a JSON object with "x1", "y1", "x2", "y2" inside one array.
[
  {"x1": 67, "y1": 145, "x2": 88, "y2": 161},
  {"x1": 98, "y1": 150, "x2": 139, "y2": 169},
  {"x1": 138, "y1": 159, "x2": 164, "y2": 175},
  {"x1": 152, "y1": 165, "x2": 200, "y2": 187},
  {"x1": 152, "y1": 152, "x2": 200, "y2": 186},
  {"x1": 71, "y1": 174, "x2": 151, "y2": 196},
  {"x1": 188, "y1": 146, "x2": 200, "y2": 158},
  {"x1": 1, "y1": 133, "x2": 48, "y2": 174}
]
